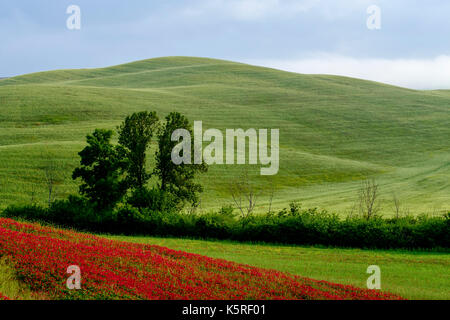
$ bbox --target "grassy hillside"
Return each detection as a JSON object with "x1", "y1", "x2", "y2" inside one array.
[{"x1": 0, "y1": 56, "x2": 449, "y2": 214}]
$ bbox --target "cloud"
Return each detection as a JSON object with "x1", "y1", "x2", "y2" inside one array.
[
  {"x1": 247, "y1": 54, "x2": 450, "y2": 90},
  {"x1": 182, "y1": 0, "x2": 319, "y2": 21}
]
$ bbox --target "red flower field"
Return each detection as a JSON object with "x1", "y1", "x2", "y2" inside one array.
[{"x1": 0, "y1": 218, "x2": 404, "y2": 300}]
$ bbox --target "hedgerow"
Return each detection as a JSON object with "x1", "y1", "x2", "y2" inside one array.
[{"x1": 2, "y1": 200, "x2": 448, "y2": 250}]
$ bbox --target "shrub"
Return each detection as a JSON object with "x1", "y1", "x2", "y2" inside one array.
[
  {"x1": 126, "y1": 187, "x2": 177, "y2": 214},
  {"x1": 1, "y1": 205, "x2": 46, "y2": 222}
]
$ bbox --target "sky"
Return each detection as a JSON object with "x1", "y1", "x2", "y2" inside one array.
[{"x1": 1, "y1": 0, "x2": 450, "y2": 89}]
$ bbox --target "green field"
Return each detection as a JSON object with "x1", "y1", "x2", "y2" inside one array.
[
  {"x1": 0, "y1": 56, "x2": 449, "y2": 214},
  {"x1": 107, "y1": 235, "x2": 450, "y2": 300},
  {"x1": 0, "y1": 257, "x2": 36, "y2": 300}
]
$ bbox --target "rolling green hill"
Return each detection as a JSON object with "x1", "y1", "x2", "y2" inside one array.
[{"x1": 0, "y1": 56, "x2": 449, "y2": 214}]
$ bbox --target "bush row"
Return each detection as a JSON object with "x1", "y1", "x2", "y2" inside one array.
[{"x1": 2, "y1": 198, "x2": 449, "y2": 250}]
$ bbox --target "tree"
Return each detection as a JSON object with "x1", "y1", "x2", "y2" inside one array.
[
  {"x1": 155, "y1": 112, "x2": 207, "y2": 206},
  {"x1": 72, "y1": 129, "x2": 128, "y2": 211},
  {"x1": 118, "y1": 111, "x2": 159, "y2": 190},
  {"x1": 229, "y1": 170, "x2": 261, "y2": 219},
  {"x1": 43, "y1": 158, "x2": 59, "y2": 206},
  {"x1": 392, "y1": 193, "x2": 401, "y2": 219},
  {"x1": 40, "y1": 150, "x2": 63, "y2": 206},
  {"x1": 358, "y1": 178, "x2": 381, "y2": 220},
  {"x1": 267, "y1": 179, "x2": 275, "y2": 214}
]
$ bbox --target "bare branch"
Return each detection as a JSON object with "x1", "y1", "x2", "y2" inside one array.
[
  {"x1": 268, "y1": 181, "x2": 275, "y2": 214},
  {"x1": 41, "y1": 152, "x2": 61, "y2": 207},
  {"x1": 358, "y1": 178, "x2": 381, "y2": 220},
  {"x1": 229, "y1": 170, "x2": 261, "y2": 219},
  {"x1": 392, "y1": 193, "x2": 401, "y2": 219}
]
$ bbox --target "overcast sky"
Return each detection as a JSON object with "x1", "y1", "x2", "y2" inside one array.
[{"x1": 1, "y1": 0, "x2": 450, "y2": 89}]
